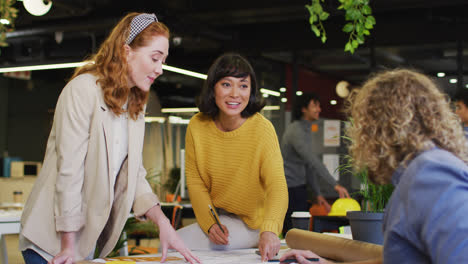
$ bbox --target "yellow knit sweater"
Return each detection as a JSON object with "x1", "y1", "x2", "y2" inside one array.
[{"x1": 185, "y1": 112, "x2": 288, "y2": 235}]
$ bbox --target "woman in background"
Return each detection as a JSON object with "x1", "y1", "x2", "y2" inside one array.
[
  {"x1": 177, "y1": 53, "x2": 288, "y2": 262},
  {"x1": 281, "y1": 69, "x2": 468, "y2": 263},
  {"x1": 19, "y1": 12, "x2": 199, "y2": 264}
]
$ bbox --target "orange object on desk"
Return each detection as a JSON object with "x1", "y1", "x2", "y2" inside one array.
[{"x1": 309, "y1": 204, "x2": 328, "y2": 231}]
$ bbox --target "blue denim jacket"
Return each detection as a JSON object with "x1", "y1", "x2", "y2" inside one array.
[{"x1": 383, "y1": 147, "x2": 468, "y2": 263}]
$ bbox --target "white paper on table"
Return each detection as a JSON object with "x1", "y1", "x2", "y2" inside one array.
[
  {"x1": 93, "y1": 248, "x2": 291, "y2": 264},
  {"x1": 323, "y1": 120, "x2": 341, "y2": 147},
  {"x1": 323, "y1": 154, "x2": 340, "y2": 181}
]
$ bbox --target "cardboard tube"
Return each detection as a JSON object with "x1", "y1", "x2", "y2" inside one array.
[{"x1": 285, "y1": 229, "x2": 383, "y2": 262}]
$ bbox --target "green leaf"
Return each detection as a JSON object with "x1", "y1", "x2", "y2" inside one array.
[
  {"x1": 319, "y1": 11, "x2": 329, "y2": 20},
  {"x1": 363, "y1": 29, "x2": 371, "y2": 35},
  {"x1": 321, "y1": 35, "x2": 327, "y2": 43},
  {"x1": 357, "y1": 35, "x2": 364, "y2": 44},
  {"x1": 343, "y1": 23, "x2": 354, "y2": 33},
  {"x1": 347, "y1": 8, "x2": 361, "y2": 20},
  {"x1": 352, "y1": 39, "x2": 359, "y2": 49},
  {"x1": 309, "y1": 14, "x2": 316, "y2": 24},
  {"x1": 337, "y1": 4, "x2": 344, "y2": 10},
  {"x1": 312, "y1": 2, "x2": 323, "y2": 13},
  {"x1": 365, "y1": 20, "x2": 374, "y2": 29},
  {"x1": 345, "y1": 42, "x2": 352, "y2": 52},
  {"x1": 356, "y1": 23, "x2": 364, "y2": 34},
  {"x1": 367, "y1": 15, "x2": 376, "y2": 25},
  {"x1": 362, "y1": 5, "x2": 372, "y2": 15},
  {"x1": 311, "y1": 25, "x2": 321, "y2": 37}
]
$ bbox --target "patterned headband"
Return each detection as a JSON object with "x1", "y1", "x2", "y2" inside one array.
[{"x1": 126, "y1": 13, "x2": 158, "y2": 44}]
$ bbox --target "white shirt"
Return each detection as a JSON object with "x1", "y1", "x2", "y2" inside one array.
[{"x1": 111, "y1": 102, "x2": 129, "y2": 187}]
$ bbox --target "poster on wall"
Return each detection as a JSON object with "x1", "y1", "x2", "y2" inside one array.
[
  {"x1": 323, "y1": 154, "x2": 340, "y2": 181},
  {"x1": 323, "y1": 120, "x2": 341, "y2": 147}
]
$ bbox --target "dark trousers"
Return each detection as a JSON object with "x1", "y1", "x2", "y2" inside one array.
[
  {"x1": 22, "y1": 249, "x2": 48, "y2": 264},
  {"x1": 282, "y1": 185, "x2": 309, "y2": 236}
]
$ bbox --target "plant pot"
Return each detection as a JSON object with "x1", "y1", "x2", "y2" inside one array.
[{"x1": 346, "y1": 211, "x2": 384, "y2": 245}]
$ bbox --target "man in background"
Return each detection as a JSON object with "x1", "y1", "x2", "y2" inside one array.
[
  {"x1": 281, "y1": 93, "x2": 349, "y2": 235},
  {"x1": 454, "y1": 89, "x2": 468, "y2": 140}
]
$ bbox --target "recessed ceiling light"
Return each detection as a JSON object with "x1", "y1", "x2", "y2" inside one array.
[
  {"x1": 279, "y1": 87, "x2": 287, "y2": 92},
  {"x1": 296, "y1": 91, "x2": 303, "y2": 96},
  {"x1": 330, "y1": 100, "x2": 337, "y2": 105},
  {"x1": 281, "y1": 98, "x2": 287, "y2": 103},
  {"x1": 450, "y1": 78, "x2": 458, "y2": 84},
  {"x1": 437, "y1": 72, "x2": 446, "y2": 78}
]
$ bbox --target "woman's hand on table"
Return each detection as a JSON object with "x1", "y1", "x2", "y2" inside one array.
[
  {"x1": 147, "y1": 205, "x2": 201, "y2": 264},
  {"x1": 208, "y1": 223, "x2": 230, "y2": 245},
  {"x1": 280, "y1": 249, "x2": 330, "y2": 264},
  {"x1": 258, "y1": 231, "x2": 281, "y2": 261},
  {"x1": 49, "y1": 248, "x2": 74, "y2": 264},
  {"x1": 49, "y1": 232, "x2": 75, "y2": 264}
]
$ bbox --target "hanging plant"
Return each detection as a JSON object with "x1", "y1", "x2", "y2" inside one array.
[
  {"x1": 0, "y1": 0, "x2": 18, "y2": 47},
  {"x1": 306, "y1": 0, "x2": 376, "y2": 54}
]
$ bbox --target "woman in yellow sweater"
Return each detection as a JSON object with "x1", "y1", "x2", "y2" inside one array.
[{"x1": 177, "y1": 53, "x2": 288, "y2": 261}]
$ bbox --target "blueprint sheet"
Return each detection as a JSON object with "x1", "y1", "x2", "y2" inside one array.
[{"x1": 91, "y1": 248, "x2": 292, "y2": 264}]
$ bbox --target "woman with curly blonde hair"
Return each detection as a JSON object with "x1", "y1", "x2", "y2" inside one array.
[
  {"x1": 20, "y1": 12, "x2": 200, "y2": 264},
  {"x1": 280, "y1": 69, "x2": 468, "y2": 264}
]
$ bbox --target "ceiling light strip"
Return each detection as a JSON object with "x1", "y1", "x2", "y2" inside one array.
[
  {"x1": 260, "y1": 88, "x2": 281, "y2": 97},
  {"x1": 161, "y1": 107, "x2": 200, "y2": 113},
  {"x1": 162, "y1": 65, "x2": 207, "y2": 79},
  {"x1": 0, "y1": 62, "x2": 91, "y2": 73},
  {"x1": 161, "y1": 105, "x2": 281, "y2": 113},
  {"x1": 263, "y1": 105, "x2": 280, "y2": 111},
  {"x1": 0, "y1": 62, "x2": 207, "y2": 80},
  {"x1": 144, "y1": 117, "x2": 166, "y2": 123}
]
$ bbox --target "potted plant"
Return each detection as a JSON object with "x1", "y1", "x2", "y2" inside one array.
[
  {"x1": 105, "y1": 167, "x2": 162, "y2": 257},
  {"x1": 339, "y1": 136, "x2": 394, "y2": 245},
  {"x1": 163, "y1": 167, "x2": 182, "y2": 202}
]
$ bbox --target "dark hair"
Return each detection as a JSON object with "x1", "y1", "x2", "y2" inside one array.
[
  {"x1": 453, "y1": 89, "x2": 468, "y2": 107},
  {"x1": 197, "y1": 53, "x2": 265, "y2": 118},
  {"x1": 293, "y1": 92, "x2": 320, "y2": 120}
]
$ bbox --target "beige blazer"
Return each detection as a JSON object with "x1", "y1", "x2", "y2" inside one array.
[{"x1": 20, "y1": 73, "x2": 159, "y2": 260}]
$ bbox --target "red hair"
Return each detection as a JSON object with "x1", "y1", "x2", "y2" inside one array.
[{"x1": 72, "y1": 12, "x2": 170, "y2": 120}]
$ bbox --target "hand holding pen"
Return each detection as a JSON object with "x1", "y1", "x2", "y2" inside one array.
[{"x1": 208, "y1": 205, "x2": 229, "y2": 245}]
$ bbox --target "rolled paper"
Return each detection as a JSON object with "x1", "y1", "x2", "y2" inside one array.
[{"x1": 285, "y1": 229, "x2": 383, "y2": 262}]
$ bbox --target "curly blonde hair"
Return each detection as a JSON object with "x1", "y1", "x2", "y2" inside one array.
[
  {"x1": 347, "y1": 68, "x2": 468, "y2": 184},
  {"x1": 71, "y1": 12, "x2": 170, "y2": 120}
]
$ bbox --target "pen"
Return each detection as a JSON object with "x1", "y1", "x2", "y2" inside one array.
[
  {"x1": 208, "y1": 204, "x2": 225, "y2": 234},
  {"x1": 267, "y1": 258, "x2": 319, "y2": 262}
]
